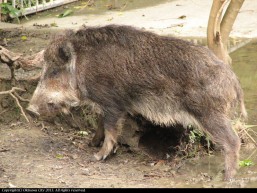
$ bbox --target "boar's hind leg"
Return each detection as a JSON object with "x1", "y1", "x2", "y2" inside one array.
[
  {"x1": 94, "y1": 115, "x2": 121, "y2": 161},
  {"x1": 89, "y1": 114, "x2": 105, "y2": 147},
  {"x1": 200, "y1": 113, "x2": 240, "y2": 181}
]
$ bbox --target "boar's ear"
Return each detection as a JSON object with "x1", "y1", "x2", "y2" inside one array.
[
  {"x1": 58, "y1": 44, "x2": 72, "y2": 62},
  {"x1": 58, "y1": 42, "x2": 77, "y2": 74}
]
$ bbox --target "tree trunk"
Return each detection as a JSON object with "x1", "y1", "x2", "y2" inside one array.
[{"x1": 207, "y1": 0, "x2": 245, "y2": 65}]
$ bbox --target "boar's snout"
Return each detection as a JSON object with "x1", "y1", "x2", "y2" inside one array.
[
  {"x1": 27, "y1": 90, "x2": 81, "y2": 119},
  {"x1": 26, "y1": 105, "x2": 40, "y2": 118},
  {"x1": 27, "y1": 100, "x2": 66, "y2": 118}
]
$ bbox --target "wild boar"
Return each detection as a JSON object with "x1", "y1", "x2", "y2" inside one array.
[{"x1": 27, "y1": 25, "x2": 247, "y2": 180}]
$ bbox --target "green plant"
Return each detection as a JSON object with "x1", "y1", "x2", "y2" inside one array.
[
  {"x1": 1, "y1": 2, "x2": 21, "y2": 23},
  {"x1": 239, "y1": 159, "x2": 254, "y2": 167},
  {"x1": 191, "y1": 128, "x2": 212, "y2": 150},
  {"x1": 173, "y1": 124, "x2": 214, "y2": 159}
]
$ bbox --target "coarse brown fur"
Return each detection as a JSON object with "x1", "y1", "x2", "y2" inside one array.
[{"x1": 27, "y1": 25, "x2": 247, "y2": 180}]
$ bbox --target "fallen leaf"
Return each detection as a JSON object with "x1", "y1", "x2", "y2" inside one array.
[
  {"x1": 8, "y1": 182, "x2": 16, "y2": 188},
  {"x1": 50, "y1": 22, "x2": 58, "y2": 27},
  {"x1": 107, "y1": 17, "x2": 114, "y2": 21},
  {"x1": 178, "y1": 15, "x2": 186, "y2": 19},
  {"x1": 78, "y1": 131, "x2": 89, "y2": 136},
  {"x1": 58, "y1": 9, "x2": 73, "y2": 18},
  {"x1": 56, "y1": 154, "x2": 64, "y2": 159},
  {"x1": 21, "y1": 36, "x2": 27, "y2": 41}
]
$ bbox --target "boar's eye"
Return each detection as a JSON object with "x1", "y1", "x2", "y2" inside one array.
[{"x1": 58, "y1": 46, "x2": 70, "y2": 62}]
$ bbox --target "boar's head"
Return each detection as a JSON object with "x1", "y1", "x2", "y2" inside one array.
[{"x1": 27, "y1": 34, "x2": 80, "y2": 118}]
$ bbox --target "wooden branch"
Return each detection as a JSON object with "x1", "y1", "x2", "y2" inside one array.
[
  {"x1": 207, "y1": 0, "x2": 221, "y2": 47},
  {"x1": 13, "y1": 92, "x2": 30, "y2": 102},
  {"x1": 0, "y1": 46, "x2": 44, "y2": 70},
  {"x1": 0, "y1": 46, "x2": 22, "y2": 64},
  {"x1": 0, "y1": 46, "x2": 43, "y2": 81},
  {"x1": 0, "y1": 87, "x2": 30, "y2": 123},
  {"x1": 207, "y1": 0, "x2": 234, "y2": 65},
  {"x1": 0, "y1": 87, "x2": 25, "y2": 95},
  {"x1": 220, "y1": 0, "x2": 245, "y2": 48},
  {"x1": 14, "y1": 50, "x2": 45, "y2": 71},
  {"x1": 207, "y1": 0, "x2": 229, "y2": 47},
  {"x1": 214, "y1": 0, "x2": 230, "y2": 43}
]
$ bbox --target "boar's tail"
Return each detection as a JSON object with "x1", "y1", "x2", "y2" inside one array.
[
  {"x1": 240, "y1": 99, "x2": 247, "y2": 120},
  {"x1": 237, "y1": 88, "x2": 247, "y2": 120}
]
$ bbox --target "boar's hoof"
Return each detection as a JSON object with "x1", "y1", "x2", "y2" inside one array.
[
  {"x1": 89, "y1": 140, "x2": 101, "y2": 147},
  {"x1": 89, "y1": 133, "x2": 104, "y2": 147},
  {"x1": 94, "y1": 139, "x2": 117, "y2": 161}
]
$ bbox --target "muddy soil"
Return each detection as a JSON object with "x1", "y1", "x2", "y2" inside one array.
[{"x1": 0, "y1": 29, "x2": 257, "y2": 188}]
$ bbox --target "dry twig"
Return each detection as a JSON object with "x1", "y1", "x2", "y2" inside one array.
[
  {"x1": 235, "y1": 120, "x2": 257, "y2": 146},
  {"x1": 0, "y1": 87, "x2": 30, "y2": 122}
]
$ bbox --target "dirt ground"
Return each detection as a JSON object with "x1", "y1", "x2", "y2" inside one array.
[{"x1": 0, "y1": 28, "x2": 257, "y2": 189}]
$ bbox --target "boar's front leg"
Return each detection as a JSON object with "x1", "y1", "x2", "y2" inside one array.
[
  {"x1": 89, "y1": 114, "x2": 105, "y2": 147},
  {"x1": 94, "y1": 113, "x2": 123, "y2": 161}
]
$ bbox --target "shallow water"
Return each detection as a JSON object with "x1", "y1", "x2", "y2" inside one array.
[
  {"x1": 231, "y1": 39, "x2": 257, "y2": 188},
  {"x1": 231, "y1": 39, "x2": 257, "y2": 126}
]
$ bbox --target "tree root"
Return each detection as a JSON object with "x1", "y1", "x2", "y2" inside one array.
[{"x1": 0, "y1": 45, "x2": 44, "y2": 81}]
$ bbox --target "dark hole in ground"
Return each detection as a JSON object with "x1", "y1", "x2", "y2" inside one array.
[
  {"x1": 130, "y1": 115, "x2": 186, "y2": 160},
  {"x1": 139, "y1": 124, "x2": 185, "y2": 160},
  {"x1": 129, "y1": 114, "x2": 214, "y2": 160}
]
